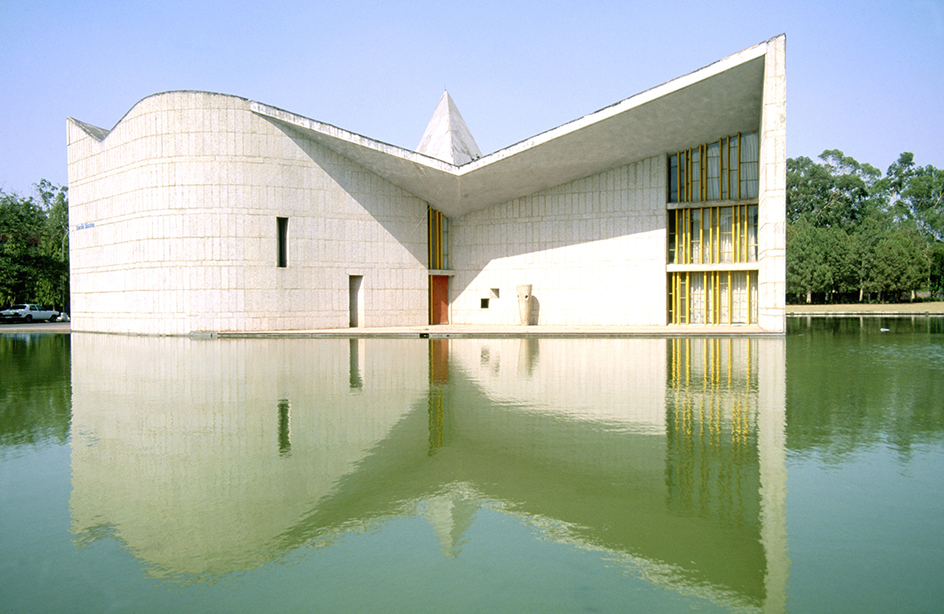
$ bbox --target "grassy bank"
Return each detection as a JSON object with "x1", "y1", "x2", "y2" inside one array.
[{"x1": 787, "y1": 302, "x2": 944, "y2": 314}]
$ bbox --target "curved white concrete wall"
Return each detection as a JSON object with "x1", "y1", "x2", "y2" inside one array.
[{"x1": 67, "y1": 92, "x2": 429, "y2": 335}]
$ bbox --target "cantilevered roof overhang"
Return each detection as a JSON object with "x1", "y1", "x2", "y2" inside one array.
[{"x1": 253, "y1": 38, "x2": 771, "y2": 218}]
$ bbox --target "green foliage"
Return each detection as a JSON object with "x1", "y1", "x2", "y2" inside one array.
[
  {"x1": 883, "y1": 153, "x2": 944, "y2": 242},
  {"x1": 786, "y1": 219, "x2": 828, "y2": 300},
  {"x1": 871, "y1": 229, "x2": 928, "y2": 301},
  {"x1": 787, "y1": 219, "x2": 856, "y2": 301},
  {"x1": 786, "y1": 150, "x2": 882, "y2": 229},
  {"x1": 929, "y1": 243, "x2": 944, "y2": 295},
  {"x1": 0, "y1": 182, "x2": 69, "y2": 309},
  {"x1": 787, "y1": 150, "x2": 943, "y2": 303}
]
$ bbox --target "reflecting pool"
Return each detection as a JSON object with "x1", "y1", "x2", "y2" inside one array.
[{"x1": 1, "y1": 319, "x2": 942, "y2": 613}]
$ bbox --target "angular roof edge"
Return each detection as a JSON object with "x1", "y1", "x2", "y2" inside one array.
[
  {"x1": 254, "y1": 35, "x2": 779, "y2": 215},
  {"x1": 463, "y1": 35, "x2": 776, "y2": 172},
  {"x1": 67, "y1": 117, "x2": 110, "y2": 142}
]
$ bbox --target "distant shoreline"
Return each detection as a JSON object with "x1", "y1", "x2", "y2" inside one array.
[{"x1": 787, "y1": 302, "x2": 944, "y2": 315}]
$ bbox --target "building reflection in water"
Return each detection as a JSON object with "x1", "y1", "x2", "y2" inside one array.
[
  {"x1": 69, "y1": 333, "x2": 786, "y2": 611},
  {"x1": 428, "y1": 339, "x2": 449, "y2": 455},
  {"x1": 277, "y1": 399, "x2": 291, "y2": 458}
]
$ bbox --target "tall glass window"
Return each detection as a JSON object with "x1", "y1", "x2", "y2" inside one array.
[
  {"x1": 668, "y1": 132, "x2": 759, "y2": 203},
  {"x1": 668, "y1": 271, "x2": 758, "y2": 325},
  {"x1": 428, "y1": 208, "x2": 449, "y2": 269},
  {"x1": 668, "y1": 205, "x2": 758, "y2": 265}
]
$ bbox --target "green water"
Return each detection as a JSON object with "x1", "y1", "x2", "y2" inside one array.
[{"x1": 0, "y1": 320, "x2": 941, "y2": 613}]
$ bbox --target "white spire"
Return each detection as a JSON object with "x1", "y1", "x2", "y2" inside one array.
[{"x1": 416, "y1": 91, "x2": 482, "y2": 166}]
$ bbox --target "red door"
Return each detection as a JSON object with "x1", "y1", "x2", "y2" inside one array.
[{"x1": 430, "y1": 276, "x2": 449, "y2": 324}]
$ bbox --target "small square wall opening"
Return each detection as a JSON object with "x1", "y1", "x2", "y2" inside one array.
[
  {"x1": 490, "y1": 288, "x2": 500, "y2": 299},
  {"x1": 480, "y1": 298, "x2": 490, "y2": 309}
]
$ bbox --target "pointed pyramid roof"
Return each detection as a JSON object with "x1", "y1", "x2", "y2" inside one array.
[{"x1": 416, "y1": 91, "x2": 482, "y2": 166}]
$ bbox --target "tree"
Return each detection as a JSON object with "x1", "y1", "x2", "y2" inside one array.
[
  {"x1": 35, "y1": 180, "x2": 70, "y2": 309},
  {"x1": 822, "y1": 225, "x2": 857, "y2": 300},
  {"x1": 787, "y1": 219, "x2": 831, "y2": 302},
  {"x1": 786, "y1": 150, "x2": 882, "y2": 230},
  {"x1": 0, "y1": 182, "x2": 69, "y2": 309},
  {"x1": 36, "y1": 180, "x2": 69, "y2": 261},
  {"x1": 852, "y1": 215, "x2": 887, "y2": 301},
  {"x1": 787, "y1": 150, "x2": 943, "y2": 304},
  {"x1": 871, "y1": 229, "x2": 927, "y2": 302},
  {"x1": 929, "y1": 242, "x2": 944, "y2": 298},
  {"x1": 884, "y1": 154, "x2": 944, "y2": 242}
]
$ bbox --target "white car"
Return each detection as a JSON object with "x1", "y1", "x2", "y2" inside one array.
[{"x1": 0, "y1": 304, "x2": 59, "y2": 323}]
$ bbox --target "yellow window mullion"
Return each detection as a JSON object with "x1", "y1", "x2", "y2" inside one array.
[
  {"x1": 706, "y1": 272, "x2": 712, "y2": 324},
  {"x1": 738, "y1": 205, "x2": 747, "y2": 262},
  {"x1": 692, "y1": 209, "x2": 705, "y2": 262},
  {"x1": 678, "y1": 210, "x2": 683, "y2": 265},
  {"x1": 736, "y1": 133, "x2": 742, "y2": 200},
  {"x1": 676, "y1": 273, "x2": 681, "y2": 324},
  {"x1": 674, "y1": 273, "x2": 680, "y2": 324},
  {"x1": 742, "y1": 205, "x2": 747, "y2": 263},
  {"x1": 669, "y1": 273, "x2": 678, "y2": 324},
  {"x1": 704, "y1": 272, "x2": 710, "y2": 324},
  {"x1": 734, "y1": 206, "x2": 740, "y2": 264},
  {"x1": 685, "y1": 272, "x2": 690, "y2": 324},
  {"x1": 436, "y1": 212, "x2": 442, "y2": 269},
  {"x1": 673, "y1": 273, "x2": 678, "y2": 324},
  {"x1": 701, "y1": 145, "x2": 706, "y2": 201},
  {"x1": 712, "y1": 207, "x2": 718, "y2": 264},
  {"x1": 436, "y1": 210, "x2": 442, "y2": 269},
  {"x1": 720, "y1": 138, "x2": 726, "y2": 200},
  {"x1": 712, "y1": 271, "x2": 718, "y2": 324},
  {"x1": 736, "y1": 206, "x2": 742, "y2": 263},
  {"x1": 716, "y1": 271, "x2": 722, "y2": 325},
  {"x1": 742, "y1": 205, "x2": 748, "y2": 263},
  {"x1": 689, "y1": 150, "x2": 694, "y2": 202}
]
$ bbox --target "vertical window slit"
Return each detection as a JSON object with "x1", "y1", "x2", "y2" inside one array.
[{"x1": 277, "y1": 217, "x2": 289, "y2": 268}]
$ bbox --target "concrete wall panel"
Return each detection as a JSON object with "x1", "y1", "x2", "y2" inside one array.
[{"x1": 449, "y1": 156, "x2": 668, "y2": 326}]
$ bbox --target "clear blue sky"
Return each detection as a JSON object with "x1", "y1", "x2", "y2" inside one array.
[{"x1": 1, "y1": 0, "x2": 942, "y2": 197}]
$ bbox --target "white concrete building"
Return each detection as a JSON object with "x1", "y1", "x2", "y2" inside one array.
[{"x1": 67, "y1": 35, "x2": 785, "y2": 335}]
